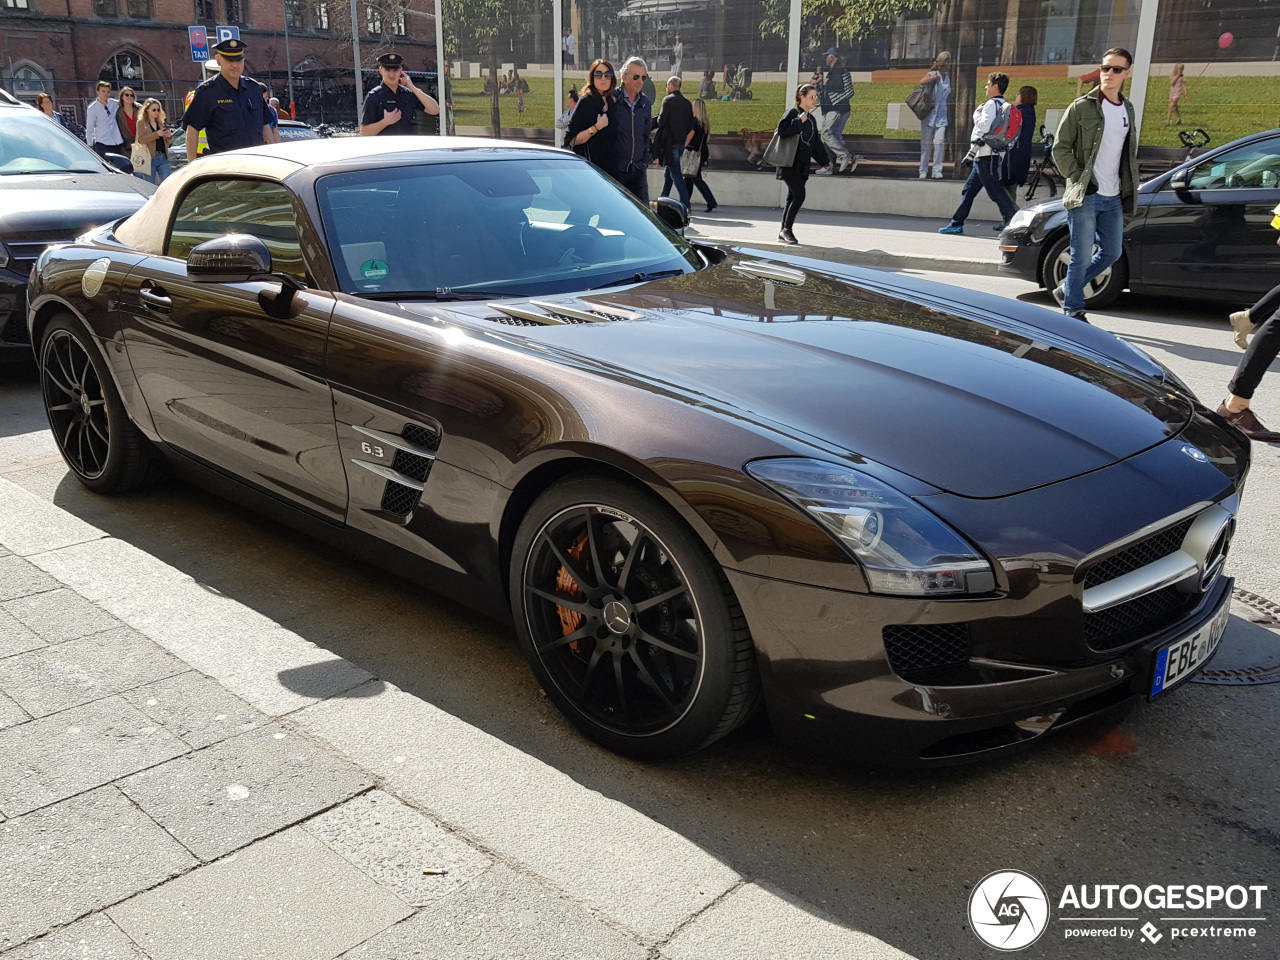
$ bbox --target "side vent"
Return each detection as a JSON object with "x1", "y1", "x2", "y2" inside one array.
[{"x1": 351, "y1": 423, "x2": 440, "y2": 519}]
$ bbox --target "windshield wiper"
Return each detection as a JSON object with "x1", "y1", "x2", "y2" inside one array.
[
  {"x1": 0, "y1": 169, "x2": 95, "y2": 176},
  {"x1": 588, "y1": 269, "x2": 686, "y2": 290},
  {"x1": 357, "y1": 289, "x2": 508, "y2": 302}
]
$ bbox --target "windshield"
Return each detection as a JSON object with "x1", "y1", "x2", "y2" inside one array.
[
  {"x1": 279, "y1": 125, "x2": 318, "y2": 141},
  {"x1": 316, "y1": 156, "x2": 699, "y2": 299},
  {"x1": 0, "y1": 111, "x2": 108, "y2": 175}
]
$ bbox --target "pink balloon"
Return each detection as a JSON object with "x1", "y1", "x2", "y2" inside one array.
[{"x1": 1219, "y1": 32, "x2": 1234, "y2": 49}]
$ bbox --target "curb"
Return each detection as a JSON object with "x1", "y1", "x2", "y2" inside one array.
[{"x1": 695, "y1": 235, "x2": 1006, "y2": 278}]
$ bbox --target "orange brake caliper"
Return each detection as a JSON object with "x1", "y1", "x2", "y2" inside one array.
[{"x1": 556, "y1": 532, "x2": 590, "y2": 654}]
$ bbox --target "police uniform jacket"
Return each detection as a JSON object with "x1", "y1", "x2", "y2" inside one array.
[
  {"x1": 182, "y1": 73, "x2": 267, "y2": 153},
  {"x1": 362, "y1": 82, "x2": 420, "y2": 135}
]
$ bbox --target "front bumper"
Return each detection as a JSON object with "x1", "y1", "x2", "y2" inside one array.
[
  {"x1": 997, "y1": 227, "x2": 1043, "y2": 284},
  {"x1": 0, "y1": 267, "x2": 32, "y2": 357},
  {"x1": 729, "y1": 567, "x2": 1232, "y2": 767}
]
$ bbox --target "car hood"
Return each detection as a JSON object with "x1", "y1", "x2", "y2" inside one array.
[
  {"x1": 417, "y1": 254, "x2": 1192, "y2": 499},
  {"x1": 0, "y1": 176, "x2": 152, "y2": 238}
]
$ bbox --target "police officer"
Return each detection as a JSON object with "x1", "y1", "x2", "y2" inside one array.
[
  {"x1": 181, "y1": 38, "x2": 271, "y2": 155},
  {"x1": 360, "y1": 52, "x2": 439, "y2": 136}
]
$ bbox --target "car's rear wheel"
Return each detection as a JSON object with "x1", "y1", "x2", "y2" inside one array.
[
  {"x1": 510, "y1": 476, "x2": 760, "y2": 759},
  {"x1": 1044, "y1": 233, "x2": 1128, "y2": 309},
  {"x1": 40, "y1": 312, "x2": 165, "y2": 493}
]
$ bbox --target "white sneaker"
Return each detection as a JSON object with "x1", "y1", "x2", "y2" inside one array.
[
  {"x1": 931, "y1": 170, "x2": 945, "y2": 179},
  {"x1": 919, "y1": 172, "x2": 928, "y2": 179},
  {"x1": 814, "y1": 166, "x2": 833, "y2": 176},
  {"x1": 839, "y1": 156, "x2": 852, "y2": 173}
]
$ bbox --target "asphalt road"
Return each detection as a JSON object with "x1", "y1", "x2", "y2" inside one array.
[{"x1": 1, "y1": 272, "x2": 1276, "y2": 960}]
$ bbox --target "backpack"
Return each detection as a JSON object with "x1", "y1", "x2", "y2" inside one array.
[{"x1": 980, "y1": 99, "x2": 1021, "y2": 153}]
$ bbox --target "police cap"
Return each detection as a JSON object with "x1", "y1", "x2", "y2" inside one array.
[
  {"x1": 214, "y1": 38, "x2": 247, "y2": 59},
  {"x1": 377, "y1": 52, "x2": 405, "y2": 68}
]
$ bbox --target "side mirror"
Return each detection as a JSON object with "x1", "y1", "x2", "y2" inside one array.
[
  {"x1": 188, "y1": 234, "x2": 273, "y2": 282},
  {"x1": 651, "y1": 196, "x2": 689, "y2": 232},
  {"x1": 1170, "y1": 176, "x2": 1189, "y2": 191},
  {"x1": 104, "y1": 152, "x2": 134, "y2": 174}
]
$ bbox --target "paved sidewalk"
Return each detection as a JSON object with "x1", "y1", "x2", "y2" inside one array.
[
  {"x1": 0, "y1": 426, "x2": 916, "y2": 960},
  {"x1": 686, "y1": 208, "x2": 1008, "y2": 277}
]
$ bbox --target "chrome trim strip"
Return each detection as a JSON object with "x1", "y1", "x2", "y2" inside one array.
[
  {"x1": 353, "y1": 424, "x2": 437, "y2": 459},
  {"x1": 1077, "y1": 500, "x2": 1211, "y2": 572},
  {"x1": 731, "y1": 261, "x2": 807, "y2": 286},
  {"x1": 349, "y1": 459, "x2": 425, "y2": 491},
  {"x1": 486, "y1": 303, "x2": 570, "y2": 326},
  {"x1": 1179, "y1": 503, "x2": 1234, "y2": 592},
  {"x1": 1082, "y1": 552, "x2": 1199, "y2": 613},
  {"x1": 529, "y1": 299, "x2": 642, "y2": 323}
]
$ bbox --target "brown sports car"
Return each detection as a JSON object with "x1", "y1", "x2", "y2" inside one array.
[{"x1": 27, "y1": 138, "x2": 1248, "y2": 764}]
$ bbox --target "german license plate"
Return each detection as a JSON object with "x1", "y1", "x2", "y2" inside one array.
[{"x1": 1150, "y1": 594, "x2": 1231, "y2": 695}]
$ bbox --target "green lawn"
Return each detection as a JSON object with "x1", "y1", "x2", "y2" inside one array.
[{"x1": 450, "y1": 73, "x2": 1280, "y2": 148}]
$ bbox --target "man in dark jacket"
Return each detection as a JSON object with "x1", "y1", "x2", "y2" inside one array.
[
  {"x1": 815, "y1": 47, "x2": 855, "y2": 175},
  {"x1": 613, "y1": 56, "x2": 654, "y2": 201},
  {"x1": 655, "y1": 76, "x2": 695, "y2": 210}
]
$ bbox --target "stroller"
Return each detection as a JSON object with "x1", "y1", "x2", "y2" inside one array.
[{"x1": 721, "y1": 63, "x2": 753, "y2": 101}]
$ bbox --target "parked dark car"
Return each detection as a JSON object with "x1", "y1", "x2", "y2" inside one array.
[
  {"x1": 0, "y1": 92, "x2": 153, "y2": 357},
  {"x1": 28, "y1": 138, "x2": 1248, "y2": 765},
  {"x1": 169, "y1": 118, "x2": 319, "y2": 167},
  {"x1": 999, "y1": 127, "x2": 1280, "y2": 309}
]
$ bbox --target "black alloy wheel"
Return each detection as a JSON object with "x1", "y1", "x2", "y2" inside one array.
[
  {"x1": 39, "y1": 313, "x2": 164, "y2": 493},
  {"x1": 511, "y1": 476, "x2": 760, "y2": 759},
  {"x1": 1044, "y1": 233, "x2": 1128, "y2": 310}
]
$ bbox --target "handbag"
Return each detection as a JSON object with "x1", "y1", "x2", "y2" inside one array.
[
  {"x1": 680, "y1": 147, "x2": 701, "y2": 177},
  {"x1": 762, "y1": 131, "x2": 799, "y2": 168},
  {"x1": 130, "y1": 141, "x2": 152, "y2": 176},
  {"x1": 906, "y1": 85, "x2": 934, "y2": 121}
]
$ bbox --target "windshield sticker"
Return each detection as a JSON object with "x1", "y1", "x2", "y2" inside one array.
[
  {"x1": 359, "y1": 259, "x2": 389, "y2": 281},
  {"x1": 82, "y1": 258, "x2": 111, "y2": 299}
]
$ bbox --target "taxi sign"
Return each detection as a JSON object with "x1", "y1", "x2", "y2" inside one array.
[{"x1": 189, "y1": 26, "x2": 210, "y2": 63}]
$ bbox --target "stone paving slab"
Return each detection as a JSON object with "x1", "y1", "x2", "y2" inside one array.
[
  {"x1": 120, "y1": 671, "x2": 267, "y2": 750},
  {"x1": 108, "y1": 827, "x2": 414, "y2": 960},
  {"x1": 303, "y1": 790, "x2": 492, "y2": 908},
  {"x1": 0, "y1": 626, "x2": 187, "y2": 718},
  {"x1": 1, "y1": 913, "x2": 148, "y2": 960},
  {"x1": 0, "y1": 786, "x2": 196, "y2": 952},
  {"x1": 3, "y1": 588, "x2": 123, "y2": 644},
  {"x1": 336, "y1": 863, "x2": 649, "y2": 960},
  {"x1": 119, "y1": 722, "x2": 373, "y2": 862},
  {"x1": 0, "y1": 609, "x2": 44, "y2": 660},
  {"x1": 660, "y1": 882, "x2": 916, "y2": 960},
  {"x1": 0, "y1": 432, "x2": 60, "y2": 470},
  {"x1": 0, "y1": 688, "x2": 29, "y2": 732},
  {"x1": 0, "y1": 478, "x2": 106, "y2": 558},
  {"x1": 297, "y1": 682, "x2": 741, "y2": 943},
  {"x1": 0, "y1": 696, "x2": 188, "y2": 818},
  {"x1": 29, "y1": 538, "x2": 374, "y2": 717},
  {"x1": 0, "y1": 555, "x2": 60, "y2": 604}
]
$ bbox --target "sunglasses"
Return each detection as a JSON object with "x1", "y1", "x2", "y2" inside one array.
[
  {"x1": 593, "y1": 70, "x2": 613, "y2": 79},
  {"x1": 122, "y1": 93, "x2": 135, "y2": 98},
  {"x1": 630, "y1": 73, "x2": 646, "y2": 80},
  {"x1": 1099, "y1": 64, "x2": 1129, "y2": 74}
]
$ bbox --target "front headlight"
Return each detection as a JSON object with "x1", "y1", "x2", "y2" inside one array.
[
  {"x1": 1006, "y1": 207, "x2": 1038, "y2": 232},
  {"x1": 746, "y1": 458, "x2": 997, "y2": 597},
  {"x1": 0, "y1": 239, "x2": 9, "y2": 270}
]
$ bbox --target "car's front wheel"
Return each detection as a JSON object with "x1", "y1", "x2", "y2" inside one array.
[
  {"x1": 1044, "y1": 233, "x2": 1128, "y2": 310},
  {"x1": 40, "y1": 312, "x2": 165, "y2": 493},
  {"x1": 510, "y1": 475, "x2": 761, "y2": 759}
]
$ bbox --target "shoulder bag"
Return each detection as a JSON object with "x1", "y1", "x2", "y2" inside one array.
[
  {"x1": 906, "y1": 85, "x2": 934, "y2": 121},
  {"x1": 130, "y1": 141, "x2": 152, "y2": 176},
  {"x1": 762, "y1": 130, "x2": 798, "y2": 168},
  {"x1": 680, "y1": 146, "x2": 701, "y2": 177}
]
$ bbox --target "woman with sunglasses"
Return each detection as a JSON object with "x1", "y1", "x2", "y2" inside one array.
[
  {"x1": 775, "y1": 83, "x2": 829, "y2": 245},
  {"x1": 135, "y1": 98, "x2": 173, "y2": 185},
  {"x1": 566, "y1": 59, "x2": 616, "y2": 173},
  {"x1": 114, "y1": 87, "x2": 138, "y2": 153}
]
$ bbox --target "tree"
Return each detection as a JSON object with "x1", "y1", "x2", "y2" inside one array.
[{"x1": 442, "y1": 0, "x2": 537, "y2": 134}]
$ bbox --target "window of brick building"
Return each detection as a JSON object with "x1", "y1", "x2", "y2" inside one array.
[
  {"x1": 312, "y1": 0, "x2": 328, "y2": 28},
  {"x1": 3, "y1": 0, "x2": 33, "y2": 11},
  {"x1": 223, "y1": 0, "x2": 244, "y2": 22},
  {"x1": 94, "y1": 0, "x2": 118, "y2": 16},
  {"x1": 365, "y1": 4, "x2": 381, "y2": 35},
  {"x1": 126, "y1": 0, "x2": 153, "y2": 18},
  {"x1": 391, "y1": 7, "x2": 404, "y2": 35},
  {"x1": 284, "y1": 0, "x2": 304, "y2": 27},
  {"x1": 194, "y1": 0, "x2": 214, "y2": 18}
]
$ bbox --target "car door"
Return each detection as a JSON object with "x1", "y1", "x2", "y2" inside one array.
[
  {"x1": 1139, "y1": 135, "x2": 1280, "y2": 300},
  {"x1": 118, "y1": 175, "x2": 348, "y2": 522}
]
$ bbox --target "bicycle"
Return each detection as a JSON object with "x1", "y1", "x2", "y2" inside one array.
[{"x1": 1022, "y1": 128, "x2": 1060, "y2": 202}]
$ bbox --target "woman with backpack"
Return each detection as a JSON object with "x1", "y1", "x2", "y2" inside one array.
[{"x1": 775, "y1": 83, "x2": 829, "y2": 245}]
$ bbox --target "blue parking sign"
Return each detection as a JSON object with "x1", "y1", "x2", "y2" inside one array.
[
  {"x1": 215, "y1": 25, "x2": 240, "y2": 44},
  {"x1": 189, "y1": 26, "x2": 210, "y2": 62}
]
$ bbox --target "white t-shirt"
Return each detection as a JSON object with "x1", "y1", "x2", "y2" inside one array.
[{"x1": 1093, "y1": 96, "x2": 1130, "y2": 197}]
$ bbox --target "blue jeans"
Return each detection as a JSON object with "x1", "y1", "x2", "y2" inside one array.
[
  {"x1": 151, "y1": 153, "x2": 172, "y2": 184},
  {"x1": 660, "y1": 147, "x2": 693, "y2": 209},
  {"x1": 920, "y1": 118, "x2": 946, "y2": 176},
  {"x1": 946, "y1": 155, "x2": 1018, "y2": 228},
  {"x1": 1064, "y1": 192, "x2": 1124, "y2": 314}
]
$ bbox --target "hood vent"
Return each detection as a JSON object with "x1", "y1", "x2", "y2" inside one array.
[{"x1": 486, "y1": 299, "x2": 643, "y2": 327}]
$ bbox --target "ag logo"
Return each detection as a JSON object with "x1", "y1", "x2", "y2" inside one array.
[{"x1": 969, "y1": 870, "x2": 1050, "y2": 951}]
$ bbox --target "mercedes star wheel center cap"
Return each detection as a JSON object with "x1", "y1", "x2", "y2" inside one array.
[{"x1": 603, "y1": 601, "x2": 631, "y2": 635}]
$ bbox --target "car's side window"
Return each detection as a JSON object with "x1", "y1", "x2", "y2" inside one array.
[
  {"x1": 1188, "y1": 138, "x2": 1280, "y2": 191},
  {"x1": 167, "y1": 178, "x2": 309, "y2": 283}
]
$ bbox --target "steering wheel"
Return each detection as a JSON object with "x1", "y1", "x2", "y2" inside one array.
[{"x1": 556, "y1": 226, "x2": 602, "y2": 267}]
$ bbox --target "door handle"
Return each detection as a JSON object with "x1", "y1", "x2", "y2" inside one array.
[{"x1": 138, "y1": 285, "x2": 171, "y2": 312}]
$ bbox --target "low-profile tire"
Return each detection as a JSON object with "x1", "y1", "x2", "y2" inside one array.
[
  {"x1": 510, "y1": 475, "x2": 761, "y2": 759},
  {"x1": 1043, "y1": 232, "x2": 1128, "y2": 310},
  {"x1": 39, "y1": 312, "x2": 165, "y2": 493}
]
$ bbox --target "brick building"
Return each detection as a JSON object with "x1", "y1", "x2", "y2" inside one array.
[{"x1": 0, "y1": 0, "x2": 438, "y2": 124}]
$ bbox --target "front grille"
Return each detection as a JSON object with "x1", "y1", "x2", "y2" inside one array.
[
  {"x1": 380, "y1": 481, "x2": 421, "y2": 517},
  {"x1": 883, "y1": 622, "x2": 971, "y2": 676},
  {"x1": 1083, "y1": 585, "x2": 1195, "y2": 651},
  {"x1": 6, "y1": 237, "x2": 77, "y2": 277},
  {"x1": 1082, "y1": 517, "x2": 1194, "y2": 589}
]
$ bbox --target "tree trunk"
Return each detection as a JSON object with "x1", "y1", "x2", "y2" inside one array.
[
  {"x1": 1000, "y1": 0, "x2": 1021, "y2": 68},
  {"x1": 488, "y1": 50, "x2": 502, "y2": 136},
  {"x1": 947, "y1": 0, "x2": 986, "y2": 176}
]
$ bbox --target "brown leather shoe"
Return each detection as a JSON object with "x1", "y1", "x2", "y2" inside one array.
[
  {"x1": 1216, "y1": 402, "x2": 1280, "y2": 442},
  {"x1": 1229, "y1": 310, "x2": 1255, "y2": 351}
]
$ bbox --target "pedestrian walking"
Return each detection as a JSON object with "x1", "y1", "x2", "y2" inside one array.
[
  {"x1": 939, "y1": 72, "x2": 1020, "y2": 236},
  {"x1": 359, "y1": 52, "x2": 440, "y2": 136},
  {"x1": 776, "y1": 83, "x2": 829, "y2": 245},
  {"x1": 113, "y1": 87, "x2": 138, "y2": 153},
  {"x1": 672, "y1": 34, "x2": 684, "y2": 79},
  {"x1": 684, "y1": 99, "x2": 717, "y2": 212},
  {"x1": 655, "y1": 76, "x2": 695, "y2": 212},
  {"x1": 134, "y1": 98, "x2": 172, "y2": 185},
  {"x1": 1050, "y1": 48, "x2": 1138, "y2": 321},
  {"x1": 182, "y1": 38, "x2": 271, "y2": 154},
  {"x1": 85, "y1": 81, "x2": 124, "y2": 161},
  {"x1": 555, "y1": 87, "x2": 579, "y2": 145},
  {"x1": 612, "y1": 57, "x2": 654, "y2": 201},
  {"x1": 263, "y1": 90, "x2": 281, "y2": 143},
  {"x1": 918, "y1": 52, "x2": 952, "y2": 179},
  {"x1": 35, "y1": 92, "x2": 83, "y2": 139},
  {"x1": 567, "y1": 59, "x2": 618, "y2": 176},
  {"x1": 517, "y1": 84, "x2": 526, "y2": 123},
  {"x1": 1165, "y1": 63, "x2": 1187, "y2": 126},
  {"x1": 1001, "y1": 86, "x2": 1038, "y2": 203},
  {"x1": 1218, "y1": 280, "x2": 1280, "y2": 442},
  {"x1": 814, "y1": 48, "x2": 855, "y2": 175},
  {"x1": 563, "y1": 29, "x2": 576, "y2": 68}
]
